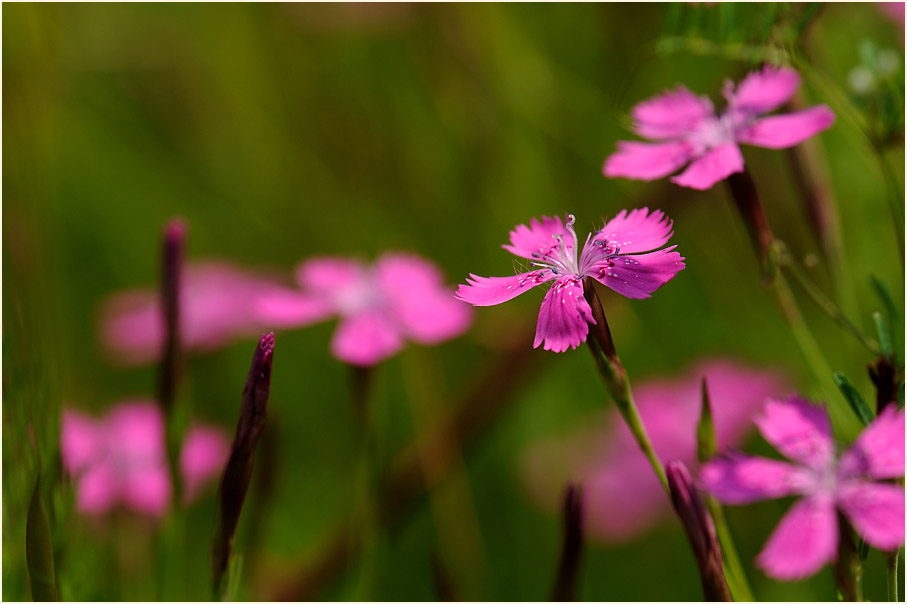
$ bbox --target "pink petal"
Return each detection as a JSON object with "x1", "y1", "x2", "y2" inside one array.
[
  {"x1": 603, "y1": 141, "x2": 693, "y2": 181},
  {"x1": 736, "y1": 106, "x2": 835, "y2": 149},
  {"x1": 456, "y1": 271, "x2": 555, "y2": 306},
  {"x1": 106, "y1": 402, "x2": 167, "y2": 464},
  {"x1": 254, "y1": 288, "x2": 335, "y2": 328},
  {"x1": 630, "y1": 86, "x2": 715, "y2": 139},
  {"x1": 730, "y1": 65, "x2": 801, "y2": 114},
  {"x1": 76, "y1": 464, "x2": 118, "y2": 514},
  {"x1": 839, "y1": 405, "x2": 905, "y2": 480},
  {"x1": 61, "y1": 410, "x2": 102, "y2": 473},
  {"x1": 593, "y1": 247, "x2": 685, "y2": 300},
  {"x1": 502, "y1": 215, "x2": 568, "y2": 260},
  {"x1": 533, "y1": 277, "x2": 593, "y2": 353},
  {"x1": 522, "y1": 358, "x2": 787, "y2": 543},
  {"x1": 670, "y1": 143, "x2": 743, "y2": 190},
  {"x1": 597, "y1": 207, "x2": 675, "y2": 254},
  {"x1": 330, "y1": 310, "x2": 404, "y2": 366},
  {"x1": 122, "y1": 466, "x2": 172, "y2": 517},
  {"x1": 374, "y1": 253, "x2": 473, "y2": 344},
  {"x1": 295, "y1": 257, "x2": 367, "y2": 293},
  {"x1": 100, "y1": 262, "x2": 285, "y2": 365},
  {"x1": 757, "y1": 494, "x2": 838, "y2": 581},
  {"x1": 700, "y1": 453, "x2": 815, "y2": 504},
  {"x1": 755, "y1": 396, "x2": 833, "y2": 470},
  {"x1": 180, "y1": 425, "x2": 231, "y2": 503},
  {"x1": 837, "y1": 482, "x2": 905, "y2": 550}
]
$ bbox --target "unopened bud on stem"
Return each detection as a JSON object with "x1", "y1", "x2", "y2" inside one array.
[
  {"x1": 550, "y1": 483, "x2": 585, "y2": 602},
  {"x1": 211, "y1": 332, "x2": 275, "y2": 599},
  {"x1": 666, "y1": 461, "x2": 731, "y2": 602}
]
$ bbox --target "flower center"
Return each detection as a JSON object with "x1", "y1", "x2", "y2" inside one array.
[{"x1": 530, "y1": 214, "x2": 582, "y2": 276}]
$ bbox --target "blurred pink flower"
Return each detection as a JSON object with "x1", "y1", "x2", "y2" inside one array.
[
  {"x1": 701, "y1": 396, "x2": 905, "y2": 580},
  {"x1": 180, "y1": 424, "x2": 231, "y2": 503},
  {"x1": 877, "y1": 2, "x2": 905, "y2": 28},
  {"x1": 61, "y1": 401, "x2": 229, "y2": 516},
  {"x1": 604, "y1": 65, "x2": 835, "y2": 190},
  {"x1": 100, "y1": 261, "x2": 287, "y2": 366},
  {"x1": 522, "y1": 359, "x2": 785, "y2": 542},
  {"x1": 456, "y1": 211, "x2": 684, "y2": 352},
  {"x1": 256, "y1": 253, "x2": 472, "y2": 367}
]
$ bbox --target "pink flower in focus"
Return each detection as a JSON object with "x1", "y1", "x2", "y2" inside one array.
[
  {"x1": 180, "y1": 424, "x2": 231, "y2": 503},
  {"x1": 100, "y1": 261, "x2": 287, "y2": 366},
  {"x1": 456, "y1": 210, "x2": 684, "y2": 352},
  {"x1": 256, "y1": 253, "x2": 472, "y2": 367},
  {"x1": 603, "y1": 65, "x2": 835, "y2": 190},
  {"x1": 701, "y1": 396, "x2": 905, "y2": 580},
  {"x1": 522, "y1": 359, "x2": 786, "y2": 542},
  {"x1": 61, "y1": 402, "x2": 229, "y2": 516}
]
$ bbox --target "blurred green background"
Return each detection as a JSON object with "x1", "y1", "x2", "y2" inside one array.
[{"x1": 4, "y1": 3, "x2": 904, "y2": 601}]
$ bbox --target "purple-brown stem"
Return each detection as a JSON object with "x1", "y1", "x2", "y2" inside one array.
[
  {"x1": 834, "y1": 513, "x2": 862, "y2": 602},
  {"x1": 666, "y1": 461, "x2": 732, "y2": 602},
  {"x1": 430, "y1": 551, "x2": 461, "y2": 602},
  {"x1": 725, "y1": 170, "x2": 776, "y2": 279},
  {"x1": 868, "y1": 357, "x2": 899, "y2": 415},
  {"x1": 550, "y1": 484, "x2": 585, "y2": 602},
  {"x1": 581, "y1": 277, "x2": 620, "y2": 371},
  {"x1": 211, "y1": 332, "x2": 275, "y2": 598},
  {"x1": 158, "y1": 219, "x2": 185, "y2": 414}
]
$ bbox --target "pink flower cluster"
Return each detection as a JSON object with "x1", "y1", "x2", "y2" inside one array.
[
  {"x1": 101, "y1": 255, "x2": 471, "y2": 368},
  {"x1": 702, "y1": 396, "x2": 905, "y2": 580},
  {"x1": 456, "y1": 209, "x2": 684, "y2": 352},
  {"x1": 604, "y1": 66, "x2": 835, "y2": 190},
  {"x1": 61, "y1": 402, "x2": 230, "y2": 516},
  {"x1": 523, "y1": 359, "x2": 785, "y2": 541}
]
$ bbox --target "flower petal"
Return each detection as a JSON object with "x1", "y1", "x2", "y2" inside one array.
[
  {"x1": 456, "y1": 271, "x2": 555, "y2": 306},
  {"x1": 533, "y1": 278, "x2": 593, "y2": 352},
  {"x1": 122, "y1": 466, "x2": 172, "y2": 517},
  {"x1": 295, "y1": 257, "x2": 367, "y2": 293},
  {"x1": 700, "y1": 453, "x2": 814, "y2": 504},
  {"x1": 603, "y1": 141, "x2": 693, "y2": 181},
  {"x1": 374, "y1": 253, "x2": 473, "y2": 344},
  {"x1": 502, "y1": 215, "x2": 568, "y2": 260},
  {"x1": 180, "y1": 425, "x2": 230, "y2": 503},
  {"x1": 254, "y1": 289, "x2": 335, "y2": 328},
  {"x1": 592, "y1": 247, "x2": 685, "y2": 300},
  {"x1": 756, "y1": 494, "x2": 838, "y2": 581},
  {"x1": 729, "y1": 65, "x2": 801, "y2": 114},
  {"x1": 630, "y1": 86, "x2": 715, "y2": 140},
  {"x1": 76, "y1": 464, "x2": 119, "y2": 514},
  {"x1": 755, "y1": 396, "x2": 834, "y2": 469},
  {"x1": 839, "y1": 405, "x2": 905, "y2": 480},
  {"x1": 596, "y1": 207, "x2": 675, "y2": 254},
  {"x1": 61, "y1": 410, "x2": 102, "y2": 473},
  {"x1": 736, "y1": 106, "x2": 835, "y2": 149},
  {"x1": 670, "y1": 143, "x2": 743, "y2": 190},
  {"x1": 330, "y1": 310, "x2": 404, "y2": 367},
  {"x1": 837, "y1": 482, "x2": 905, "y2": 551}
]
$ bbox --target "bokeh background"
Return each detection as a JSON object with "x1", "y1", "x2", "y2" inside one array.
[{"x1": 4, "y1": 3, "x2": 904, "y2": 601}]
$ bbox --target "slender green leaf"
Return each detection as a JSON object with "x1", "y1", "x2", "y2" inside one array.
[
  {"x1": 697, "y1": 377, "x2": 717, "y2": 464},
  {"x1": 873, "y1": 312, "x2": 893, "y2": 358},
  {"x1": 26, "y1": 475, "x2": 58, "y2": 602},
  {"x1": 833, "y1": 373, "x2": 875, "y2": 426}
]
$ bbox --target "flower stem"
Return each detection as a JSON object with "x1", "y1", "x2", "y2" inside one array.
[
  {"x1": 772, "y1": 242, "x2": 881, "y2": 355},
  {"x1": 885, "y1": 549, "x2": 900, "y2": 602},
  {"x1": 582, "y1": 278, "x2": 668, "y2": 493},
  {"x1": 705, "y1": 497, "x2": 754, "y2": 602}
]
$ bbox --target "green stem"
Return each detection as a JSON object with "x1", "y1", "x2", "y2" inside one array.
[
  {"x1": 875, "y1": 146, "x2": 905, "y2": 267},
  {"x1": 706, "y1": 498, "x2": 755, "y2": 602},
  {"x1": 773, "y1": 243, "x2": 881, "y2": 355},
  {"x1": 583, "y1": 279, "x2": 668, "y2": 493},
  {"x1": 885, "y1": 549, "x2": 900, "y2": 602}
]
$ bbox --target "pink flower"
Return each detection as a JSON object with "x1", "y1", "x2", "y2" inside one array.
[
  {"x1": 455, "y1": 210, "x2": 684, "y2": 352},
  {"x1": 61, "y1": 402, "x2": 230, "y2": 516},
  {"x1": 100, "y1": 261, "x2": 288, "y2": 366},
  {"x1": 701, "y1": 396, "x2": 905, "y2": 580},
  {"x1": 255, "y1": 253, "x2": 472, "y2": 367},
  {"x1": 603, "y1": 65, "x2": 836, "y2": 190},
  {"x1": 522, "y1": 359, "x2": 786, "y2": 542}
]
